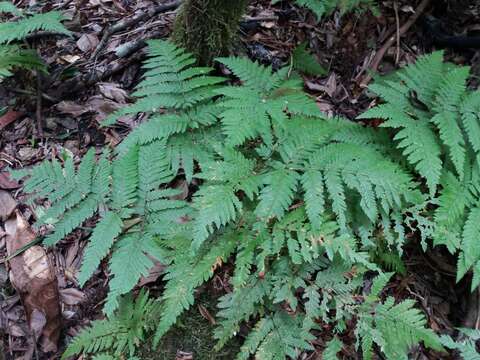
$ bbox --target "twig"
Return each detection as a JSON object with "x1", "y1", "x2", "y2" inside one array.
[
  {"x1": 393, "y1": 1, "x2": 400, "y2": 65},
  {"x1": 91, "y1": 0, "x2": 182, "y2": 60},
  {"x1": 359, "y1": 0, "x2": 431, "y2": 87},
  {"x1": 35, "y1": 73, "x2": 43, "y2": 137}
]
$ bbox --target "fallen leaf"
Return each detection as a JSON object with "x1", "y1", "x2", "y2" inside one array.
[
  {"x1": 98, "y1": 82, "x2": 129, "y2": 103},
  {"x1": 0, "y1": 110, "x2": 22, "y2": 130},
  {"x1": 137, "y1": 259, "x2": 166, "y2": 287},
  {"x1": 198, "y1": 304, "x2": 216, "y2": 325},
  {"x1": 86, "y1": 95, "x2": 123, "y2": 122},
  {"x1": 59, "y1": 288, "x2": 86, "y2": 306},
  {"x1": 0, "y1": 190, "x2": 16, "y2": 221},
  {"x1": 17, "y1": 147, "x2": 40, "y2": 162},
  {"x1": 60, "y1": 54, "x2": 81, "y2": 64},
  {"x1": 76, "y1": 33, "x2": 100, "y2": 53},
  {"x1": 0, "y1": 172, "x2": 20, "y2": 190},
  {"x1": 176, "y1": 351, "x2": 193, "y2": 360},
  {"x1": 5, "y1": 212, "x2": 62, "y2": 352},
  {"x1": 56, "y1": 101, "x2": 89, "y2": 117}
]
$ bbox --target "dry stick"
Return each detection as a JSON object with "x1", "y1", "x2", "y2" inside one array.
[
  {"x1": 91, "y1": 0, "x2": 182, "y2": 60},
  {"x1": 393, "y1": 0, "x2": 400, "y2": 65},
  {"x1": 51, "y1": 50, "x2": 146, "y2": 98},
  {"x1": 35, "y1": 73, "x2": 43, "y2": 137},
  {"x1": 359, "y1": 0, "x2": 431, "y2": 88}
]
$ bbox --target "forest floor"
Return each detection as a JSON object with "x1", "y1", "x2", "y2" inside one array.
[{"x1": 1, "y1": 0, "x2": 480, "y2": 359}]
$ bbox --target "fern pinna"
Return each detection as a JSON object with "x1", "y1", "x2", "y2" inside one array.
[
  {"x1": 16, "y1": 41, "x2": 442, "y2": 359},
  {"x1": 0, "y1": 1, "x2": 70, "y2": 79},
  {"x1": 360, "y1": 51, "x2": 480, "y2": 290}
]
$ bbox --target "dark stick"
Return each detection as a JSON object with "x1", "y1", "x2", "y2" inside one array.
[{"x1": 91, "y1": 0, "x2": 182, "y2": 59}]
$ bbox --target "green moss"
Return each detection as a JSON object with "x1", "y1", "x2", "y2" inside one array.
[{"x1": 172, "y1": 0, "x2": 248, "y2": 65}]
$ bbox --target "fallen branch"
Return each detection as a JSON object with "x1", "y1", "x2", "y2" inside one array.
[
  {"x1": 359, "y1": 0, "x2": 431, "y2": 87},
  {"x1": 91, "y1": 0, "x2": 182, "y2": 59},
  {"x1": 50, "y1": 50, "x2": 146, "y2": 98}
]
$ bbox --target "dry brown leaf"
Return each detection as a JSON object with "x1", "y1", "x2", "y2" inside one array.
[
  {"x1": 0, "y1": 190, "x2": 16, "y2": 221},
  {"x1": 76, "y1": 33, "x2": 100, "y2": 53},
  {"x1": 56, "y1": 101, "x2": 90, "y2": 117},
  {"x1": 5, "y1": 212, "x2": 62, "y2": 353},
  {"x1": 137, "y1": 259, "x2": 166, "y2": 287},
  {"x1": 198, "y1": 304, "x2": 216, "y2": 325},
  {"x1": 98, "y1": 82, "x2": 129, "y2": 103},
  {"x1": 0, "y1": 111, "x2": 23, "y2": 130},
  {"x1": 0, "y1": 172, "x2": 20, "y2": 190},
  {"x1": 59, "y1": 288, "x2": 86, "y2": 306}
]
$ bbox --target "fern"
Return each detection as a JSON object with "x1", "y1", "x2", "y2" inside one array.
[
  {"x1": 361, "y1": 51, "x2": 480, "y2": 289},
  {"x1": 440, "y1": 328, "x2": 480, "y2": 360},
  {"x1": 18, "y1": 40, "x2": 447, "y2": 359},
  {"x1": 355, "y1": 274, "x2": 442, "y2": 360},
  {"x1": 0, "y1": 45, "x2": 45, "y2": 78},
  {"x1": 0, "y1": 11, "x2": 70, "y2": 44},
  {"x1": 0, "y1": 1, "x2": 22, "y2": 15},
  {"x1": 62, "y1": 290, "x2": 154, "y2": 359},
  {"x1": 0, "y1": 2, "x2": 69, "y2": 79},
  {"x1": 273, "y1": 0, "x2": 378, "y2": 20},
  {"x1": 292, "y1": 42, "x2": 326, "y2": 76},
  {"x1": 14, "y1": 142, "x2": 186, "y2": 316}
]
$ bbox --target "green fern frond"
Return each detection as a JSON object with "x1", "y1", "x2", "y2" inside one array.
[
  {"x1": 62, "y1": 290, "x2": 154, "y2": 359},
  {"x1": 0, "y1": 11, "x2": 70, "y2": 44},
  {"x1": 440, "y1": 328, "x2": 480, "y2": 360},
  {"x1": 255, "y1": 168, "x2": 299, "y2": 220},
  {"x1": 192, "y1": 185, "x2": 242, "y2": 250},
  {"x1": 153, "y1": 231, "x2": 238, "y2": 345},
  {"x1": 214, "y1": 279, "x2": 271, "y2": 349},
  {"x1": 292, "y1": 42, "x2": 326, "y2": 76},
  {"x1": 356, "y1": 274, "x2": 442, "y2": 360},
  {"x1": 0, "y1": 45, "x2": 44, "y2": 78},
  {"x1": 0, "y1": 1, "x2": 22, "y2": 15},
  {"x1": 78, "y1": 211, "x2": 123, "y2": 286},
  {"x1": 105, "y1": 234, "x2": 162, "y2": 316},
  {"x1": 276, "y1": 0, "x2": 378, "y2": 20},
  {"x1": 323, "y1": 337, "x2": 343, "y2": 359},
  {"x1": 105, "y1": 40, "x2": 224, "y2": 125}
]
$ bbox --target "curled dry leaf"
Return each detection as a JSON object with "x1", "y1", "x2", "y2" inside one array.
[
  {"x1": 59, "y1": 287, "x2": 86, "y2": 306},
  {"x1": 0, "y1": 110, "x2": 23, "y2": 131},
  {"x1": 4, "y1": 212, "x2": 62, "y2": 353}
]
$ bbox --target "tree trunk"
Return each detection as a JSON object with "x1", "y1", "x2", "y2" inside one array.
[{"x1": 172, "y1": 0, "x2": 249, "y2": 65}]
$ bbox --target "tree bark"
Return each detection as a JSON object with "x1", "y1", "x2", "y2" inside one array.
[{"x1": 172, "y1": 0, "x2": 249, "y2": 65}]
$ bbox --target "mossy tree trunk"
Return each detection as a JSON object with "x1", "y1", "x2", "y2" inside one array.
[{"x1": 172, "y1": 0, "x2": 249, "y2": 65}]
